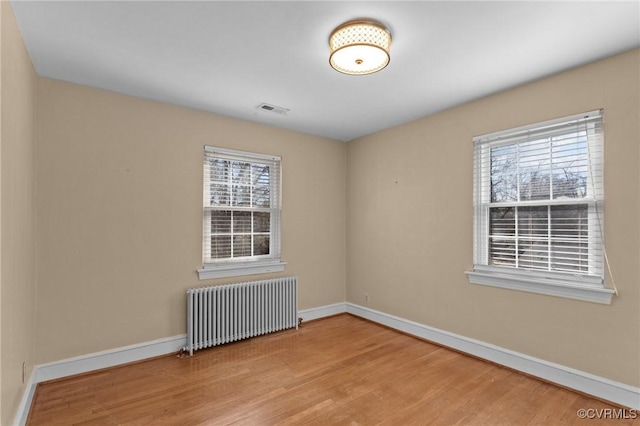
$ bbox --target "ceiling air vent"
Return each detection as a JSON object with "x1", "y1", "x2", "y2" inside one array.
[{"x1": 256, "y1": 103, "x2": 290, "y2": 116}]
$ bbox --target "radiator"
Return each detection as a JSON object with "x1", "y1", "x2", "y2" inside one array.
[{"x1": 185, "y1": 276, "x2": 298, "y2": 355}]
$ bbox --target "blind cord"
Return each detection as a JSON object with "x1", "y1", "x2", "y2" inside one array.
[{"x1": 603, "y1": 248, "x2": 618, "y2": 296}]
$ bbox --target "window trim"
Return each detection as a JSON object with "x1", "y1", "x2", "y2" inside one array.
[
  {"x1": 198, "y1": 146, "x2": 285, "y2": 280},
  {"x1": 466, "y1": 110, "x2": 614, "y2": 304},
  {"x1": 198, "y1": 260, "x2": 286, "y2": 280},
  {"x1": 465, "y1": 266, "x2": 614, "y2": 304}
]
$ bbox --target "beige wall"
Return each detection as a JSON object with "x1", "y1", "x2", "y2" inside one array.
[
  {"x1": 347, "y1": 49, "x2": 640, "y2": 387},
  {"x1": 1, "y1": 3, "x2": 38, "y2": 425},
  {"x1": 35, "y1": 78, "x2": 347, "y2": 364}
]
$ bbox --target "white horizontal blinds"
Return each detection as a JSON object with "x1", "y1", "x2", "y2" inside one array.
[
  {"x1": 203, "y1": 146, "x2": 281, "y2": 264},
  {"x1": 473, "y1": 110, "x2": 604, "y2": 281}
]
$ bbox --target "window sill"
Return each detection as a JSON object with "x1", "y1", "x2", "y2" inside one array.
[
  {"x1": 198, "y1": 260, "x2": 286, "y2": 280},
  {"x1": 465, "y1": 267, "x2": 615, "y2": 304}
]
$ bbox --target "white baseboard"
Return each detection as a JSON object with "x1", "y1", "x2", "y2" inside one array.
[
  {"x1": 31, "y1": 303, "x2": 345, "y2": 387},
  {"x1": 346, "y1": 302, "x2": 640, "y2": 410},
  {"x1": 20, "y1": 302, "x2": 347, "y2": 382},
  {"x1": 14, "y1": 334, "x2": 186, "y2": 425},
  {"x1": 36, "y1": 334, "x2": 187, "y2": 383},
  {"x1": 14, "y1": 370, "x2": 37, "y2": 426},
  {"x1": 299, "y1": 302, "x2": 347, "y2": 322}
]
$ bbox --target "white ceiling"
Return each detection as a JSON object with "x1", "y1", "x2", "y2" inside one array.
[{"x1": 10, "y1": 1, "x2": 640, "y2": 142}]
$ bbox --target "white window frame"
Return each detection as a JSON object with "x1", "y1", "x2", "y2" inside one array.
[
  {"x1": 465, "y1": 110, "x2": 614, "y2": 304},
  {"x1": 197, "y1": 146, "x2": 286, "y2": 280}
]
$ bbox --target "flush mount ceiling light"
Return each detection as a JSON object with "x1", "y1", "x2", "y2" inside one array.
[{"x1": 329, "y1": 20, "x2": 391, "y2": 75}]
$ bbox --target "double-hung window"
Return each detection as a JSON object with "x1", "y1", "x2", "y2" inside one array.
[
  {"x1": 466, "y1": 110, "x2": 615, "y2": 304},
  {"x1": 197, "y1": 146, "x2": 285, "y2": 280}
]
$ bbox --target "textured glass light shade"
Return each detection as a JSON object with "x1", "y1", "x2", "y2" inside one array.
[{"x1": 329, "y1": 20, "x2": 391, "y2": 75}]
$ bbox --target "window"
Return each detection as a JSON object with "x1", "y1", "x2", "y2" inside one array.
[
  {"x1": 197, "y1": 146, "x2": 285, "y2": 280},
  {"x1": 466, "y1": 110, "x2": 615, "y2": 304}
]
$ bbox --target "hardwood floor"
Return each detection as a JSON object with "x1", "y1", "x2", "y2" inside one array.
[{"x1": 28, "y1": 314, "x2": 638, "y2": 425}]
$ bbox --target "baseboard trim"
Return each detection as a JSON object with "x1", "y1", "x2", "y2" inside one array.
[
  {"x1": 13, "y1": 334, "x2": 186, "y2": 425},
  {"x1": 14, "y1": 369, "x2": 38, "y2": 426},
  {"x1": 31, "y1": 303, "x2": 347, "y2": 386},
  {"x1": 299, "y1": 302, "x2": 347, "y2": 322},
  {"x1": 15, "y1": 303, "x2": 346, "y2": 424},
  {"x1": 36, "y1": 334, "x2": 187, "y2": 384},
  {"x1": 346, "y1": 302, "x2": 640, "y2": 410}
]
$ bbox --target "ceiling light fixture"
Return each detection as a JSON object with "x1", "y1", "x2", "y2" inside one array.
[{"x1": 329, "y1": 20, "x2": 391, "y2": 75}]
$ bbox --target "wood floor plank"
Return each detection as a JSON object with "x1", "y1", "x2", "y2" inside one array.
[{"x1": 28, "y1": 314, "x2": 638, "y2": 425}]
